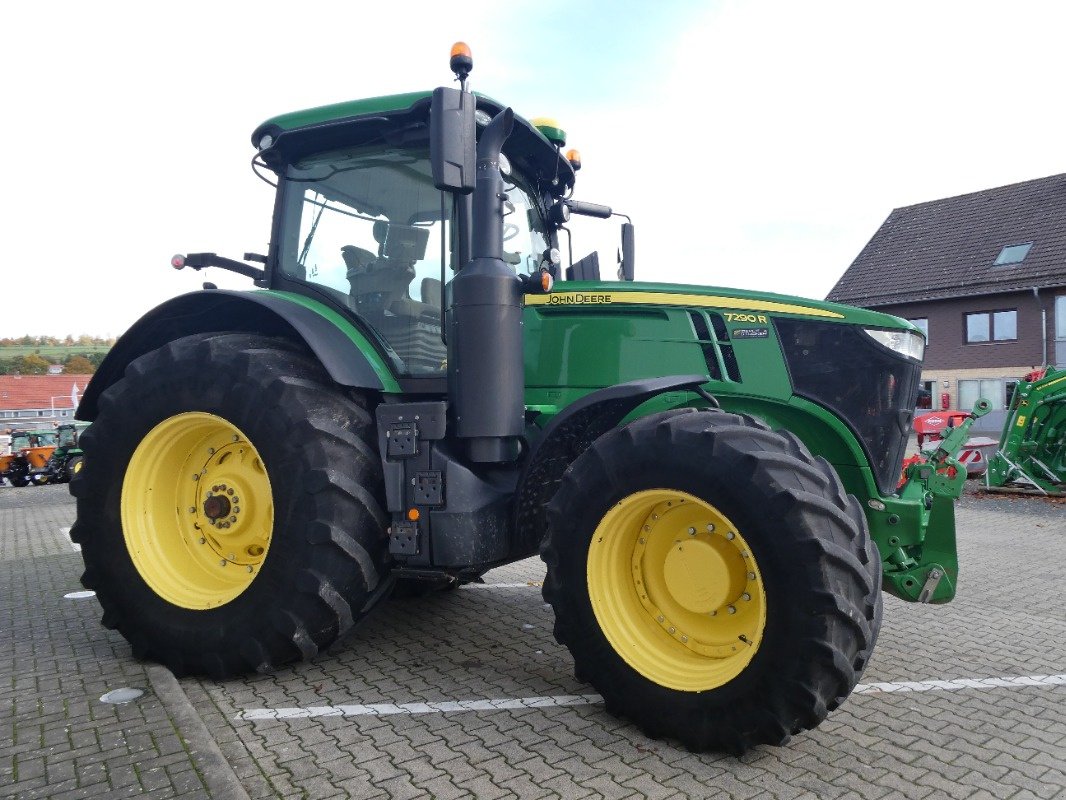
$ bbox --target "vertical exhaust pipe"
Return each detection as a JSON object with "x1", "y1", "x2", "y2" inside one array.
[{"x1": 447, "y1": 108, "x2": 525, "y2": 463}]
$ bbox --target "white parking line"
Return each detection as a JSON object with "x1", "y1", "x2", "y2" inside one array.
[
  {"x1": 238, "y1": 694, "x2": 603, "y2": 720},
  {"x1": 61, "y1": 526, "x2": 80, "y2": 552},
  {"x1": 236, "y1": 673, "x2": 1066, "y2": 721}
]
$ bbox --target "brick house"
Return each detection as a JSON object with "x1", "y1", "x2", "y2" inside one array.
[
  {"x1": 0, "y1": 374, "x2": 93, "y2": 429},
  {"x1": 827, "y1": 173, "x2": 1066, "y2": 427}
]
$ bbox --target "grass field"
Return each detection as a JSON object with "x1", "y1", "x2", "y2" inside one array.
[{"x1": 0, "y1": 345, "x2": 110, "y2": 357}]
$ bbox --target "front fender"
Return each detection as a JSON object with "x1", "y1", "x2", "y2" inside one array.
[{"x1": 78, "y1": 289, "x2": 400, "y2": 420}]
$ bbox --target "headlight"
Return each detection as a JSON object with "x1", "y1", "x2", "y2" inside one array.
[{"x1": 863, "y1": 328, "x2": 925, "y2": 361}]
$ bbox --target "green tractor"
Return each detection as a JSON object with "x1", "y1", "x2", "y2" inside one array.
[
  {"x1": 31, "y1": 421, "x2": 89, "y2": 485},
  {"x1": 71, "y1": 45, "x2": 976, "y2": 752}
]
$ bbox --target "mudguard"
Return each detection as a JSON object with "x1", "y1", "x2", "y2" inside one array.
[
  {"x1": 78, "y1": 289, "x2": 399, "y2": 420},
  {"x1": 511, "y1": 374, "x2": 710, "y2": 558}
]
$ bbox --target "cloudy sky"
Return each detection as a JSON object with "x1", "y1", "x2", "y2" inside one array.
[{"x1": 2, "y1": 1, "x2": 1064, "y2": 336}]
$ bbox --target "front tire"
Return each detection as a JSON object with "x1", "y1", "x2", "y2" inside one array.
[
  {"x1": 542, "y1": 408, "x2": 881, "y2": 753},
  {"x1": 71, "y1": 333, "x2": 389, "y2": 677}
]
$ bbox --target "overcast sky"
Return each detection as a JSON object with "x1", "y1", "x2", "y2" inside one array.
[{"x1": 3, "y1": 1, "x2": 1064, "y2": 336}]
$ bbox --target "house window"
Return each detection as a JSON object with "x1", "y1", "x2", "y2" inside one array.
[
  {"x1": 959, "y1": 378, "x2": 1017, "y2": 411},
  {"x1": 908, "y1": 318, "x2": 929, "y2": 340},
  {"x1": 993, "y1": 242, "x2": 1032, "y2": 266},
  {"x1": 965, "y1": 310, "x2": 1016, "y2": 343}
]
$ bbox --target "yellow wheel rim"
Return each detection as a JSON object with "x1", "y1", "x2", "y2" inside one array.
[
  {"x1": 121, "y1": 412, "x2": 274, "y2": 610},
  {"x1": 587, "y1": 489, "x2": 767, "y2": 691}
]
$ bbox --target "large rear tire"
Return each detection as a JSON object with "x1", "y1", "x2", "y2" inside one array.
[
  {"x1": 542, "y1": 408, "x2": 881, "y2": 753},
  {"x1": 71, "y1": 333, "x2": 389, "y2": 677}
]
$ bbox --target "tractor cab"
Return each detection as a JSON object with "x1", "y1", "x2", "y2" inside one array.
[{"x1": 253, "y1": 90, "x2": 570, "y2": 384}]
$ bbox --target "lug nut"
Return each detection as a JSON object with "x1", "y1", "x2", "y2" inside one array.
[
  {"x1": 747, "y1": 572, "x2": 756, "y2": 580},
  {"x1": 688, "y1": 527, "x2": 696, "y2": 536},
  {"x1": 668, "y1": 627, "x2": 676, "y2": 634},
  {"x1": 234, "y1": 506, "x2": 241, "y2": 514},
  {"x1": 657, "y1": 615, "x2": 665, "y2": 623},
  {"x1": 232, "y1": 497, "x2": 239, "y2": 504},
  {"x1": 219, "y1": 559, "x2": 227, "y2": 566},
  {"x1": 706, "y1": 524, "x2": 715, "y2": 532},
  {"x1": 198, "y1": 537, "x2": 206, "y2": 545},
  {"x1": 229, "y1": 516, "x2": 237, "y2": 523},
  {"x1": 189, "y1": 507, "x2": 196, "y2": 514},
  {"x1": 727, "y1": 605, "x2": 736, "y2": 614},
  {"x1": 742, "y1": 593, "x2": 751, "y2": 601},
  {"x1": 726, "y1": 532, "x2": 735, "y2": 540},
  {"x1": 247, "y1": 566, "x2": 253, "y2": 573}
]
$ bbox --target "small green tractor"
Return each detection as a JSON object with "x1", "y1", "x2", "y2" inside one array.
[
  {"x1": 30, "y1": 421, "x2": 89, "y2": 485},
  {"x1": 986, "y1": 366, "x2": 1065, "y2": 495},
  {"x1": 1, "y1": 429, "x2": 58, "y2": 487},
  {"x1": 72, "y1": 45, "x2": 979, "y2": 752}
]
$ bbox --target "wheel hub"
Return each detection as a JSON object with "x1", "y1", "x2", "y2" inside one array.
[
  {"x1": 587, "y1": 489, "x2": 768, "y2": 691},
  {"x1": 662, "y1": 539, "x2": 731, "y2": 613},
  {"x1": 203, "y1": 493, "x2": 231, "y2": 520},
  {"x1": 121, "y1": 412, "x2": 273, "y2": 609}
]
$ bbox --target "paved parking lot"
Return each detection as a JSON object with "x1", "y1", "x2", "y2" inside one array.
[{"x1": 2, "y1": 483, "x2": 1064, "y2": 799}]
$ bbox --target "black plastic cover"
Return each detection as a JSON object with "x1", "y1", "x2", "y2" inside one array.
[{"x1": 775, "y1": 319, "x2": 921, "y2": 495}]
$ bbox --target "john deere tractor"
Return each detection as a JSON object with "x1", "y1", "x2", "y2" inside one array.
[
  {"x1": 72, "y1": 45, "x2": 974, "y2": 752},
  {"x1": 31, "y1": 421, "x2": 89, "y2": 485}
]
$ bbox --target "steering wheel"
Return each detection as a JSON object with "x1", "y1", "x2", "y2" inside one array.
[{"x1": 502, "y1": 223, "x2": 520, "y2": 242}]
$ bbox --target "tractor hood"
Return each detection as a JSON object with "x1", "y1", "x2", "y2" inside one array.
[{"x1": 525, "y1": 280, "x2": 920, "y2": 330}]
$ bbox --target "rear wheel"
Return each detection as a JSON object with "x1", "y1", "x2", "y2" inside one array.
[
  {"x1": 8, "y1": 473, "x2": 28, "y2": 487},
  {"x1": 71, "y1": 333, "x2": 389, "y2": 677},
  {"x1": 542, "y1": 408, "x2": 881, "y2": 753}
]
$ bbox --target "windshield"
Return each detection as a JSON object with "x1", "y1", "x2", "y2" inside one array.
[
  {"x1": 277, "y1": 144, "x2": 549, "y2": 376},
  {"x1": 11, "y1": 434, "x2": 29, "y2": 450},
  {"x1": 58, "y1": 428, "x2": 76, "y2": 446}
]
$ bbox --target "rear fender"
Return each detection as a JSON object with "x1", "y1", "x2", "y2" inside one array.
[
  {"x1": 511, "y1": 374, "x2": 709, "y2": 559},
  {"x1": 78, "y1": 290, "x2": 399, "y2": 420}
]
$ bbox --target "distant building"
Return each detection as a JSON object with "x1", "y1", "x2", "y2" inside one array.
[
  {"x1": 0, "y1": 374, "x2": 92, "y2": 428},
  {"x1": 827, "y1": 173, "x2": 1066, "y2": 424}
]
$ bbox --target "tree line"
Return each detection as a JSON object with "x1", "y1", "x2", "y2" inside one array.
[
  {"x1": 0, "y1": 335, "x2": 115, "y2": 347},
  {"x1": 0, "y1": 352, "x2": 106, "y2": 375}
]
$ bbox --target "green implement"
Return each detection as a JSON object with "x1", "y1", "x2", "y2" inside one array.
[{"x1": 986, "y1": 366, "x2": 1066, "y2": 496}]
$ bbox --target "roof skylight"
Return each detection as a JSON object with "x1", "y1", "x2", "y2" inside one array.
[{"x1": 993, "y1": 242, "x2": 1032, "y2": 266}]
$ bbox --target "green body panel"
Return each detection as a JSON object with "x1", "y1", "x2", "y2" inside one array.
[
  {"x1": 257, "y1": 92, "x2": 433, "y2": 133},
  {"x1": 986, "y1": 366, "x2": 1066, "y2": 494},
  {"x1": 258, "y1": 290, "x2": 403, "y2": 394}
]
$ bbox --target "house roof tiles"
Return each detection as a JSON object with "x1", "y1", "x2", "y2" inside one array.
[
  {"x1": 0, "y1": 374, "x2": 93, "y2": 412},
  {"x1": 827, "y1": 173, "x2": 1066, "y2": 307}
]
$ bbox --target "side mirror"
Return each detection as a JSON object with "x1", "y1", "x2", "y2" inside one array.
[
  {"x1": 619, "y1": 223, "x2": 635, "y2": 281},
  {"x1": 430, "y1": 87, "x2": 476, "y2": 194}
]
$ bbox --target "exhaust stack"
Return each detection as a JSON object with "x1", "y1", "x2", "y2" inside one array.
[{"x1": 447, "y1": 108, "x2": 524, "y2": 463}]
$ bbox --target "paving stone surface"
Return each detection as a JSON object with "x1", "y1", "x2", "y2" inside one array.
[{"x1": 2, "y1": 481, "x2": 1064, "y2": 799}]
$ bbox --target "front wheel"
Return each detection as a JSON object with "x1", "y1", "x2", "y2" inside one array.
[
  {"x1": 542, "y1": 408, "x2": 881, "y2": 753},
  {"x1": 71, "y1": 333, "x2": 390, "y2": 677}
]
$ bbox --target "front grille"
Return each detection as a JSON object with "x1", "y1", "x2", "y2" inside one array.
[{"x1": 774, "y1": 319, "x2": 921, "y2": 495}]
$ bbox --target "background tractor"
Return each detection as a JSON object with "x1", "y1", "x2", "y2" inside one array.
[
  {"x1": 1, "y1": 429, "x2": 58, "y2": 487},
  {"x1": 71, "y1": 45, "x2": 976, "y2": 753},
  {"x1": 30, "y1": 421, "x2": 89, "y2": 485}
]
